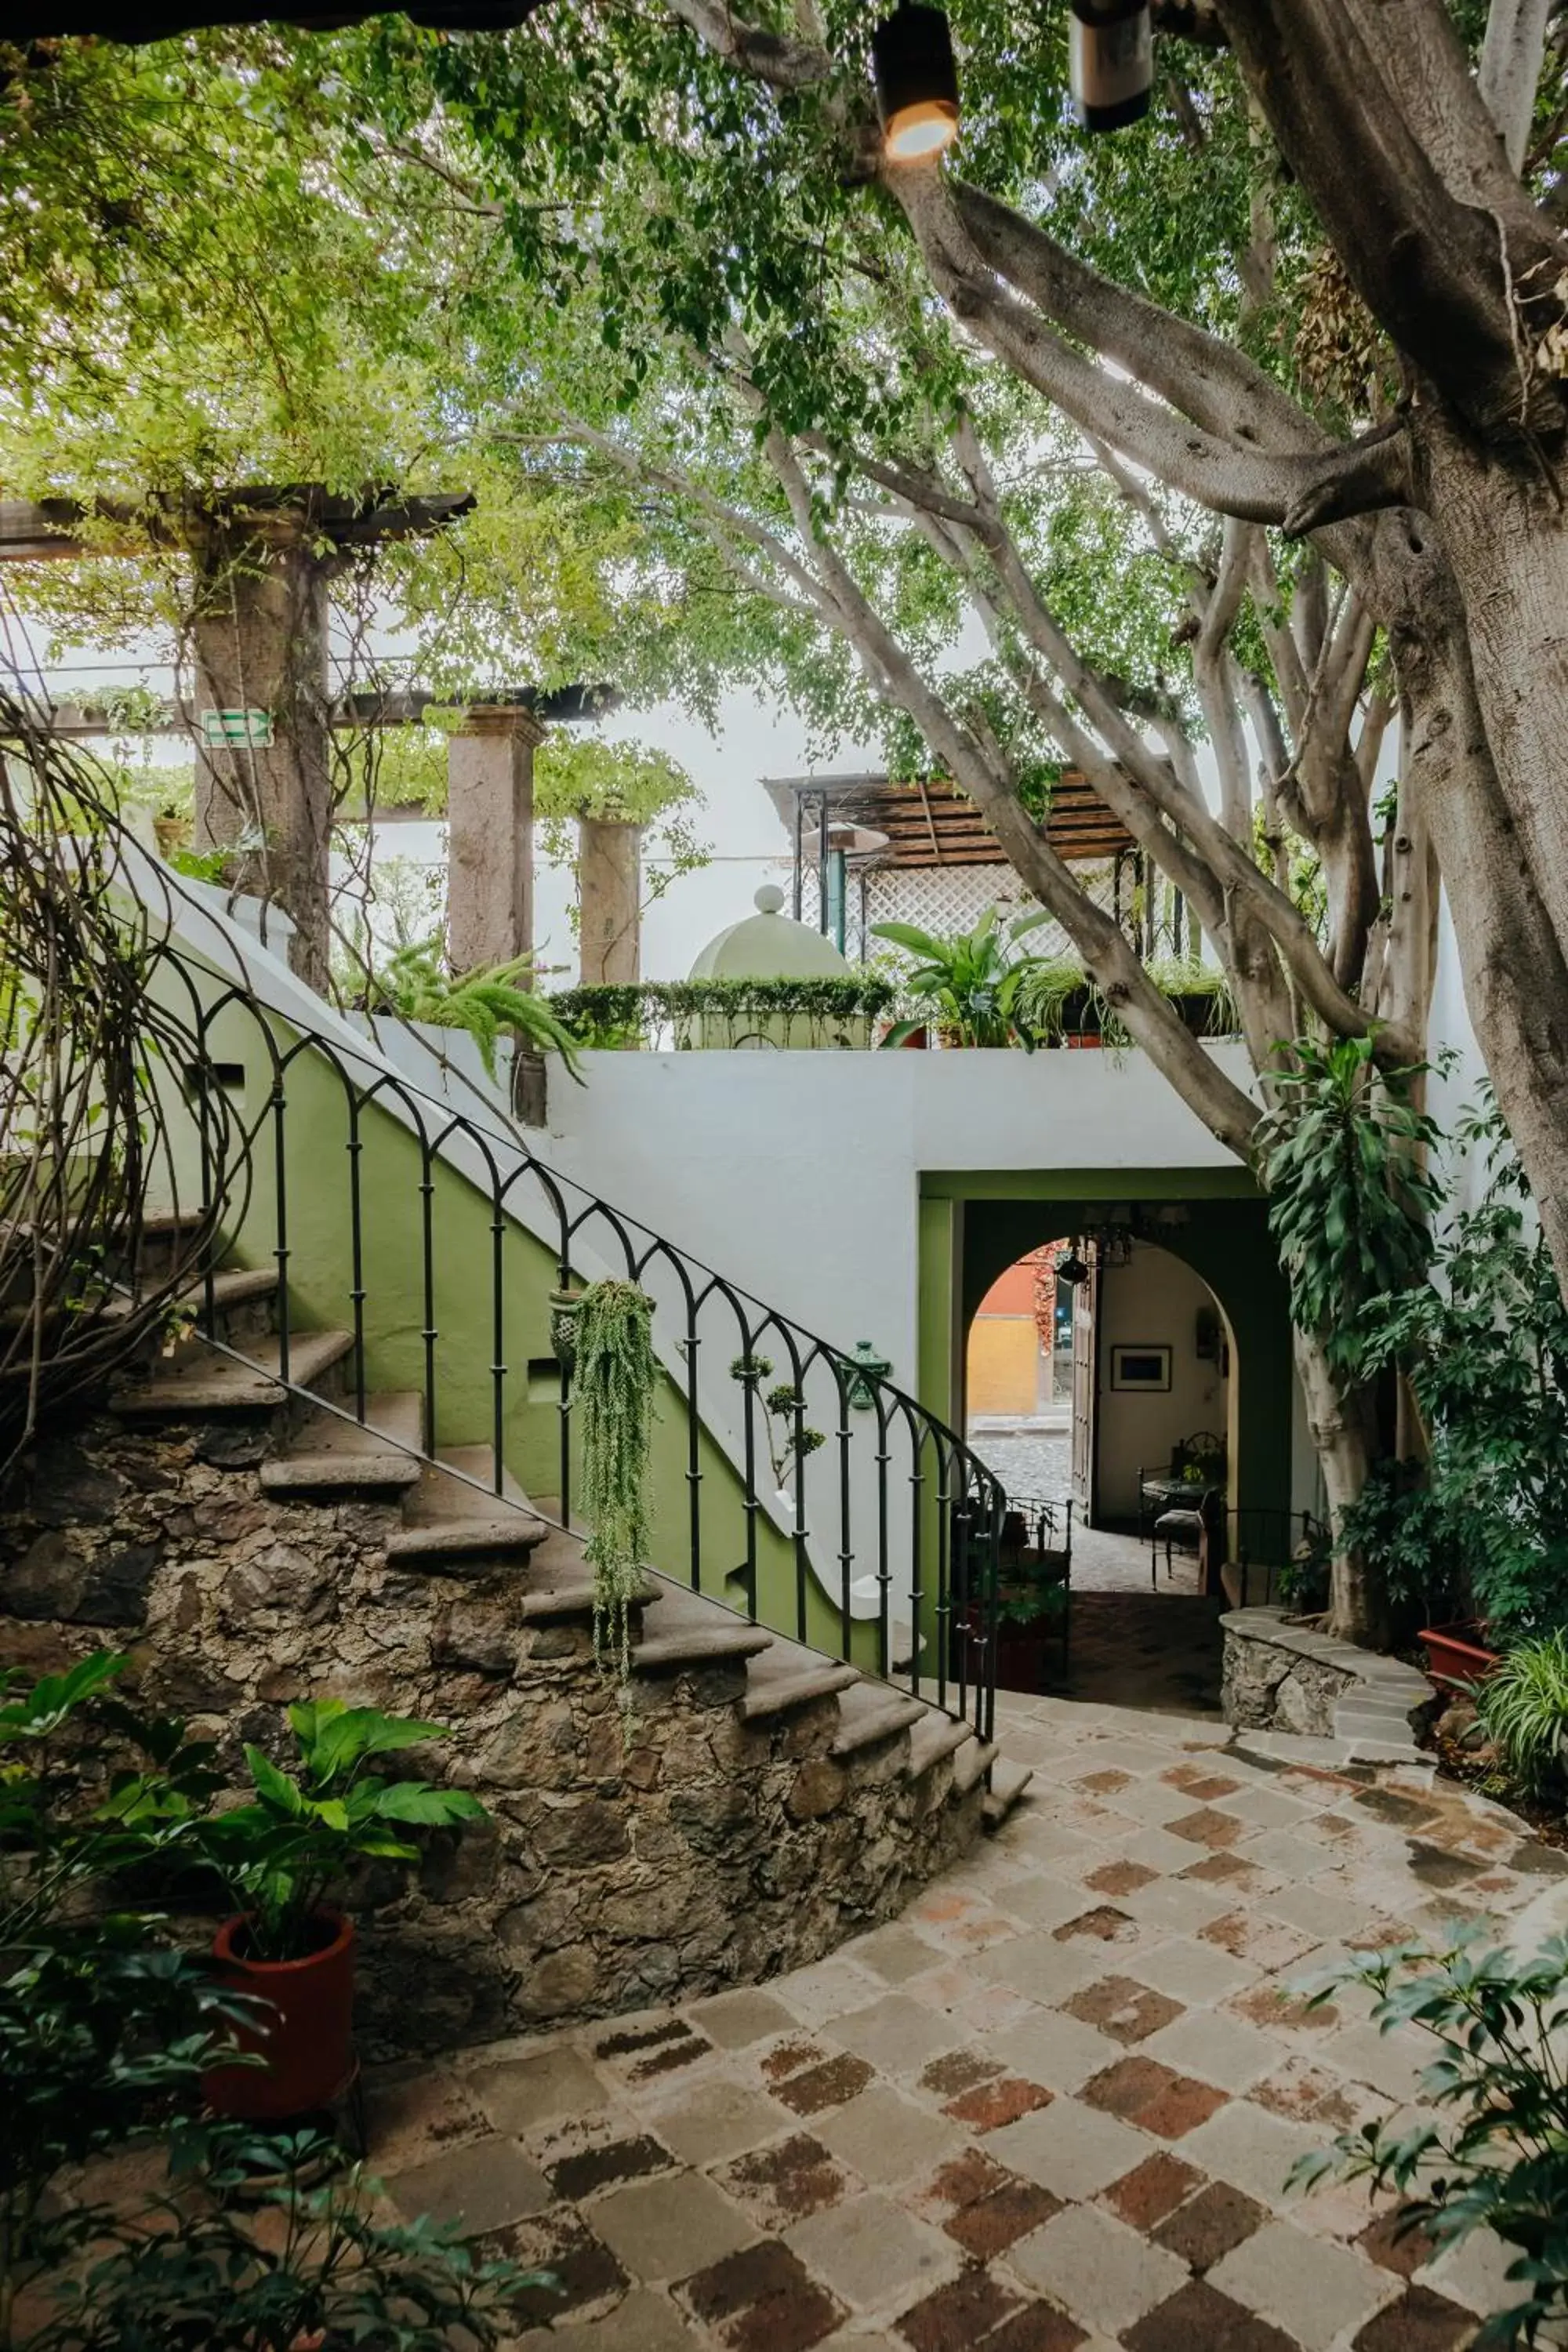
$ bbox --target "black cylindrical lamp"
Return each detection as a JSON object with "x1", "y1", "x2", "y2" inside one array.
[
  {"x1": 872, "y1": 5, "x2": 961, "y2": 162},
  {"x1": 1069, "y1": 0, "x2": 1152, "y2": 132}
]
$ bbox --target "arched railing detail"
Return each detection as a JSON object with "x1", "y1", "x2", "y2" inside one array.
[{"x1": 143, "y1": 960, "x2": 1004, "y2": 1744}]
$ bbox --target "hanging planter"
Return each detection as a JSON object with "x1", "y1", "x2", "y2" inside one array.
[
  {"x1": 571, "y1": 1280, "x2": 659, "y2": 1695},
  {"x1": 550, "y1": 1285, "x2": 586, "y2": 1377}
]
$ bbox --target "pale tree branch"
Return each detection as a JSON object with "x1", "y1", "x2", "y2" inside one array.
[
  {"x1": 1482, "y1": 0, "x2": 1558, "y2": 169},
  {"x1": 663, "y1": 0, "x2": 830, "y2": 89}
]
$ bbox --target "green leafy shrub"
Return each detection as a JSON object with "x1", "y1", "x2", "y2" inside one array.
[
  {"x1": 1291, "y1": 1929, "x2": 1568, "y2": 2346},
  {"x1": 550, "y1": 975, "x2": 894, "y2": 1049},
  {"x1": 200, "y1": 1701, "x2": 488, "y2": 1962},
  {"x1": 872, "y1": 908, "x2": 1051, "y2": 1048},
  {"x1": 1, "y1": 1657, "x2": 540, "y2": 2352},
  {"x1": 1477, "y1": 1632, "x2": 1568, "y2": 1792},
  {"x1": 1352, "y1": 1106, "x2": 1568, "y2": 1639},
  {"x1": 368, "y1": 935, "x2": 583, "y2": 1080}
]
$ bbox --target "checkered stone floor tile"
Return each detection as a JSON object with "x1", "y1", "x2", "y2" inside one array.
[{"x1": 351, "y1": 1695, "x2": 1568, "y2": 2350}]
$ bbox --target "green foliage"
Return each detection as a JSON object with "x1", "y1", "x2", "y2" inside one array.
[
  {"x1": 996, "y1": 1571, "x2": 1068, "y2": 1632},
  {"x1": 873, "y1": 907, "x2": 1054, "y2": 1048},
  {"x1": 1290, "y1": 1929, "x2": 1568, "y2": 2346},
  {"x1": 0, "y1": 1653, "x2": 533, "y2": 2351},
  {"x1": 200, "y1": 1700, "x2": 488, "y2": 1963},
  {"x1": 1336, "y1": 1463, "x2": 1464, "y2": 1628},
  {"x1": 572, "y1": 1280, "x2": 658, "y2": 1694},
  {"x1": 365, "y1": 935, "x2": 584, "y2": 1080},
  {"x1": 1258, "y1": 1035, "x2": 1442, "y2": 1379},
  {"x1": 1479, "y1": 1632, "x2": 1568, "y2": 1794},
  {"x1": 1352, "y1": 1112, "x2": 1568, "y2": 1640},
  {"x1": 33, "y1": 2125, "x2": 549, "y2": 2352},
  {"x1": 550, "y1": 975, "x2": 894, "y2": 1050}
]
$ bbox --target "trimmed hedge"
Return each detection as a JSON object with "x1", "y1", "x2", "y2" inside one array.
[{"x1": 549, "y1": 976, "x2": 895, "y2": 1049}]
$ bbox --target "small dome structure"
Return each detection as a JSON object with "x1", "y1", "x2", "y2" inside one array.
[{"x1": 688, "y1": 886, "x2": 852, "y2": 980}]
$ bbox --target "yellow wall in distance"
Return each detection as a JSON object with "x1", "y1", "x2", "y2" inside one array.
[{"x1": 967, "y1": 1314, "x2": 1040, "y2": 1418}]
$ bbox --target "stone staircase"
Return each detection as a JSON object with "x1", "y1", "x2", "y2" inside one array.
[{"x1": 7, "y1": 1240, "x2": 1039, "y2": 2050}]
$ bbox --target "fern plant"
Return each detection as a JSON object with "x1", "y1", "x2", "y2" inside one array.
[
  {"x1": 1478, "y1": 1632, "x2": 1568, "y2": 1791},
  {"x1": 571, "y1": 1281, "x2": 658, "y2": 1697},
  {"x1": 367, "y1": 935, "x2": 583, "y2": 1081}
]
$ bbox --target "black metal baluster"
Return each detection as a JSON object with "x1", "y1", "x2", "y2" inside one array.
[
  {"x1": 741, "y1": 1355, "x2": 760, "y2": 1622},
  {"x1": 935, "y1": 1443, "x2": 953, "y2": 1715},
  {"x1": 836, "y1": 1374, "x2": 853, "y2": 1666},
  {"x1": 490, "y1": 1190, "x2": 506, "y2": 1494},
  {"x1": 908, "y1": 1436, "x2": 926, "y2": 1700},
  {"x1": 684, "y1": 1301, "x2": 703, "y2": 1592},
  {"x1": 270, "y1": 1071, "x2": 289, "y2": 1384},
  {"x1": 346, "y1": 1094, "x2": 366, "y2": 1423},
  {"x1": 419, "y1": 1138, "x2": 437, "y2": 1457},
  {"x1": 874, "y1": 1398, "x2": 891, "y2": 1680},
  {"x1": 953, "y1": 1475, "x2": 972, "y2": 1733},
  {"x1": 793, "y1": 1388, "x2": 810, "y2": 1644}
]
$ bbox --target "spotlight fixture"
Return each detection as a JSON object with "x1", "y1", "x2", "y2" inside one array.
[
  {"x1": 1068, "y1": 0, "x2": 1152, "y2": 133},
  {"x1": 1058, "y1": 1251, "x2": 1090, "y2": 1287},
  {"x1": 872, "y1": 4, "x2": 961, "y2": 162}
]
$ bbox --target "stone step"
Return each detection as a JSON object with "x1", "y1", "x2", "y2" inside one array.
[
  {"x1": 952, "y1": 1735, "x2": 1000, "y2": 1798},
  {"x1": 434, "y1": 1444, "x2": 533, "y2": 1511},
  {"x1": 737, "y1": 1654, "x2": 861, "y2": 1724},
  {"x1": 260, "y1": 1391, "x2": 425, "y2": 1494},
  {"x1": 191, "y1": 1265, "x2": 281, "y2": 1316},
  {"x1": 385, "y1": 1512, "x2": 547, "y2": 1568},
  {"x1": 520, "y1": 1577, "x2": 659, "y2": 1624},
  {"x1": 633, "y1": 1586, "x2": 774, "y2": 1670},
  {"x1": 906, "y1": 1709, "x2": 975, "y2": 1781},
  {"x1": 828, "y1": 1682, "x2": 929, "y2": 1759},
  {"x1": 982, "y1": 1758, "x2": 1034, "y2": 1828},
  {"x1": 111, "y1": 1328, "x2": 353, "y2": 1417}
]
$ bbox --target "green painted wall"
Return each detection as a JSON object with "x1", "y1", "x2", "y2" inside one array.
[{"x1": 162, "y1": 970, "x2": 876, "y2": 1664}]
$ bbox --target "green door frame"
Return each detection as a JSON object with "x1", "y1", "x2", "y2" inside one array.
[{"x1": 917, "y1": 1168, "x2": 1294, "y2": 1526}]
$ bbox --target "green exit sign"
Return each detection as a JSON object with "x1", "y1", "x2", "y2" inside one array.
[{"x1": 201, "y1": 707, "x2": 274, "y2": 749}]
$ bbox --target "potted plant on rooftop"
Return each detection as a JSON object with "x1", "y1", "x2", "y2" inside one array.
[{"x1": 198, "y1": 1700, "x2": 488, "y2": 2121}]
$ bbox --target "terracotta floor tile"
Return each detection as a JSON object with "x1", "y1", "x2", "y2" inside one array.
[
  {"x1": 1122, "y1": 2278, "x2": 1299, "y2": 2351},
  {"x1": 920, "y1": 2050, "x2": 1002, "y2": 2099},
  {"x1": 1200, "y1": 1912, "x2": 1319, "y2": 1972},
  {"x1": 1167, "y1": 1807, "x2": 1247, "y2": 1849},
  {"x1": 546, "y1": 2132, "x2": 675, "y2": 2201},
  {"x1": 1062, "y1": 1974, "x2": 1185, "y2": 2045},
  {"x1": 1054, "y1": 1904, "x2": 1139, "y2": 1946},
  {"x1": 1100, "y1": 2150, "x2": 1205, "y2": 2232},
  {"x1": 985, "y1": 2305, "x2": 1089, "y2": 2350},
  {"x1": 1071, "y1": 1768, "x2": 1135, "y2": 1795},
  {"x1": 1082, "y1": 2056, "x2": 1228, "y2": 2139},
  {"x1": 715, "y1": 2132, "x2": 860, "y2": 2230},
  {"x1": 945, "y1": 2176, "x2": 1062, "y2": 2258},
  {"x1": 1152, "y1": 2181, "x2": 1269, "y2": 2271},
  {"x1": 1180, "y1": 1852, "x2": 1283, "y2": 1897},
  {"x1": 942, "y1": 2076, "x2": 1054, "y2": 2132},
  {"x1": 1351, "y1": 2285, "x2": 1476, "y2": 2350},
  {"x1": 678, "y1": 2238, "x2": 848, "y2": 2352},
  {"x1": 1354, "y1": 2210, "x2": 1440, "y2": 2279},
  {"x1": 1084, "y1": 1858, "x2": 1160, "y2": 1898},
  {"x1": 775, "y1": 2053, "x2": 878, "y2": 2116},
  {"x1": 895, "y1": 2263, "x2": 1023, "y2": 2349},
  {"x1": 1163, "y1": 1766, "x2": 1243, "y2": 1801}
]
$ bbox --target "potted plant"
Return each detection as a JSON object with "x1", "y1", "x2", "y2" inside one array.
[
  {"x1": 199, "y1": 1701, "x2": 488, "y2": 2121},
  {"x1": 872, "y1": 907, "x2": 1052, "y2": 1048},
  {"x1": 1418, "y1": 1620, "x2": 1502, "y2": 1690},
  {"x1": 993, "y1": 1573, "x2": 1068, "y2": 1694}
]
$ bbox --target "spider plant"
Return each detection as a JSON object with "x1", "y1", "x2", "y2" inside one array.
[
  {"x1": 367, "y1": 935, "x2": 583, "y2": 1081},
  {"x1": 1477, "y1": 1628, "x2": 1568, "y2": 1791},
  {"x1": 873, "y1": 907, "x2": 1052, "y2": 1047}
]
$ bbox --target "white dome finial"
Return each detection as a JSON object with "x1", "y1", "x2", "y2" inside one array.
[{"x1": 753, "y1": 884, "x2": 786, "y2": 913}]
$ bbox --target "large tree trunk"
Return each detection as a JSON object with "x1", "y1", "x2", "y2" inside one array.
[
  {"x1": 1381, "y1": 526, "x2": 1568, "y2": 1288},
  {"x1": 1293, "y1": 1331, "x2": 1384, "y2": 1644}
]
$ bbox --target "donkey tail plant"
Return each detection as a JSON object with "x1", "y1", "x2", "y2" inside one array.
[{"x1": 571, "y1": 1280, "x2": 657, "y2": 1698}]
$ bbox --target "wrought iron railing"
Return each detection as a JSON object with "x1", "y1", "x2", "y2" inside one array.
[
  {"x1": 1219, "y1": 1508, "x2": 1330, "y2": 1610},
  {"x1": 151, "y1": 963, "x2": 1005, "y2": 1743}
]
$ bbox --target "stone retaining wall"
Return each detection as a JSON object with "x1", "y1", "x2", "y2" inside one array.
[
  {"x1": 1, "y1": 1417, "x2": 978, "y2": 2057},
  {"x1": 1221, "y1": 1605, "x2": 1436, "y2": 1761}
]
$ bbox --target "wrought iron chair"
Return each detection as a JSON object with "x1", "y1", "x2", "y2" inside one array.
[{"x1": 1138, "y1": 1432, "x2": 1226, "y2": 1586}]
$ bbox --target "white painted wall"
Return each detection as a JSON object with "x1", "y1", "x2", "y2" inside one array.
[
  {"x1": 1094, "y1": 1243, "x2": 1229, "y2": 1517},
  {"x1": 539, "y1": 1043, "x2": 1256, "y2": 1396}
]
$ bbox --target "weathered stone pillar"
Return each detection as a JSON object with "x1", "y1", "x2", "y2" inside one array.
[
  {"x1": 188, "y1": 507, "x2": 335, "y2": 994},
  {"x1": 578, "y1": 818, "x2": 643, "y2": 985},
  {"x1": 445, "y1": 704, "x2": 543, "y2": 975}
]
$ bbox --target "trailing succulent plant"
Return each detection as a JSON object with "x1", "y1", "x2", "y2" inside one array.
[{"x1": 571, "y1": 1280, "x2": 659, "y2": 1699}]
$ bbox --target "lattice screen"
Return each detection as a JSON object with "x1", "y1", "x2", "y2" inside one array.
[{"x1": 794, "y1": 860, "x2": 1122, "y2": 964}]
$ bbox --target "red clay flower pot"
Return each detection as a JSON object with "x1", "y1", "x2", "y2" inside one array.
[
  {"x1": 203, "y1": 1910, "x2": 357, "y2": 2120},
  {"x1": 1419, "y1": 1622, "x2": 1501, "y2": 1692}
]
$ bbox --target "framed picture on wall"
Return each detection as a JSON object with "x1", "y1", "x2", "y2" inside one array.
[{"x1": 1110, "y1": 1344, "x2": 1171, "y2": 1393}]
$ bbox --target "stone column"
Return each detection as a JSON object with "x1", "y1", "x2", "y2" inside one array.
[
  {"x1": 578, "y1": 818, "x2": 643, "y2": 985},
  {"x1": 188, "y1": 508, "x2": 335, "y2": 994},
  {"x1": 445, "y1": 703, "x2": 543, "y2": 975}
]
